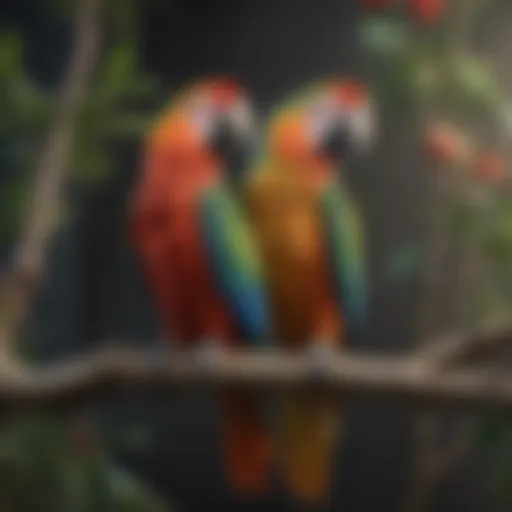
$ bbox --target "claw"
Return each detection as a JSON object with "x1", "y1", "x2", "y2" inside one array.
[
  {"x1": 195, "y1": 338, "x2": 224, "y2": 369},
  {"x1": 304, "y1": 340, "x2": 337, "y2": 377}
]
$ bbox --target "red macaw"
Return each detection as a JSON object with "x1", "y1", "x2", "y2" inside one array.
[{"x1": 129, "y1": 78, "x2": 274, "y2": 495}]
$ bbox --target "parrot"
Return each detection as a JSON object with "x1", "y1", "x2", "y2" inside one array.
[
  {"x1": 129, "y1": 78, "x2": 274, "y2": 496},
  {"x1": 243, "y1": 79, "x2": 373, "y2": 506}
]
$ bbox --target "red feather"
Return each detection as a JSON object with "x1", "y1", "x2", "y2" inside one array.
[{"x1": 130, "y1": 104, "x2": 273, "y2": 494}]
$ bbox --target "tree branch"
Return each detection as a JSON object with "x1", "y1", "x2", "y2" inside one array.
[
  {"x1": 0, "y1": 346, "x2": 512, "y2": 415},
  {"x1": 0, "y1": 0, "x2": 102, "y2": 353},
  {"x1": 417, "y1": 315, "x2": 512, "y2": 368}
]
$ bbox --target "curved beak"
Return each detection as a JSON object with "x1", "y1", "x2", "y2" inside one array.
[
  {"x1": 317, "y1": 103, "x2": 376, "y2": 164},
  {"x1": 318, "y1": 118, "x2": 351, "y2": 162}
]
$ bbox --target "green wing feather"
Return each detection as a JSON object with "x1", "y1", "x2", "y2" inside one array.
[
  {"x1": 320, "y1": 181, "x2": 368, "y2": 334},
  {"x1": 200, "y1": 184, "x2": 271, "y2": 345}
]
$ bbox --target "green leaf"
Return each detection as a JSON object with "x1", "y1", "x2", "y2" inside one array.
[
  {"x1": 60, "y1": 462, "x2": 91, "y2": 512},
  {"x1": 105, "y1": 113, "x2": 152, "y2": 139},
  {"x1": 498, "y1": 102, "x2": 512, "y2": 138},
  {"x1": 105, "y1": 0, "x2": 141, "y2": 34},
  {"x1": 447, "y1": 54, "x2": 502, "y2": 112},
  {"x1": 15, "y1": 78, "x2": 54, "y2": 129},
  {"x1": 0, "y1": 32, "x2": 23, "y2": 80},
  {"x1": 478, "y1": 415, "x2": 509, "y2": 450},
  {"x1": 74, "y1": 147, "x2": 114, "y2": 186},
  {"x1": 445, "y1": 200, "x2": 479, "y2": 240},
  {"x1": 489, "y1": 429, "x2": 512, "y2": 503},
  {"x1": 116, "y1": 424, "x2": 153, "y2": 454},
  {"x1": 0, "y1": 178, "x2": 31, "y2": 243},
  {"x1": 104, "y1": 465, "x2": 171, "y2": 512},
  {"x1": 0, "y1": 414, "x2": 171, "y2": 510},
  {"x1": 411, "y1": 58, "x2": 444, "y2": 99},
  {"x1": 98, "y1": 40, "x2": 137, "y2": 100},
  {"x1": 38, "y1": 0, "x2": 73, "y2": 19},
  {"x1": 358, "y1": 17, "x2": 410, "y2": 58},
  {"x1": 385, "y1": 243, "x2": 423, "y2": 282},
  {"x1": 126, "y1": 76, "x2": 161, "y2": 99}
]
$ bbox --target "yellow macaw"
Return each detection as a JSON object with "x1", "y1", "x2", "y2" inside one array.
[{"x1": 243, "y1": 79, "x2": 373, "y2": 505}]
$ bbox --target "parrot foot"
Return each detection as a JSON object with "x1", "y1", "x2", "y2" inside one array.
[
  {"x1": 195, "y1": 338, "x2": 224, "y2": 370},
  {"x1": 304, "y1": 341, "x2": 337, "y2": 377}
]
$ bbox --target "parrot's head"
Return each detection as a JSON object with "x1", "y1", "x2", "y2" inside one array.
[
  {"x1": 266, "y1": 79, "x2": 375, "y2": 183},
  {"x1": 151, "y1": 77, "x2": 254, "y2": 183}
]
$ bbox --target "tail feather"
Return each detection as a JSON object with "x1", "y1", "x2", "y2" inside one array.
[
  {"x1": 220, "y1": 391, "x2": 273, "y2": 495},
  {"x1": 280, "y1": 392, "x2": 341, "y2": 506}
]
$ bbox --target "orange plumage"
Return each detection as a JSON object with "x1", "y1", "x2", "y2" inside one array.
[{"x1": 244, "y1": 80, "x2": 371, "y2": 505}]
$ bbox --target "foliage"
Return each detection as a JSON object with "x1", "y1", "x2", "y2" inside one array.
[
  {"x1": 0, "y1": 1, "x2": 169, "y2": 510},
  {"x1": 73, "y1": 37, "x2": 159, "y2": 186},
  {"x1": 362, "y1": 0, "x2": 512, "y2": 504},
  {"x1": 0, "y1": 416, "x2": 170, "y2": 512},
  {"x1": 0, "y1": 4, "x2": 160, "y2": 251},
  {"x1": 360, "y1": 2, "x2": 504, "y2": 117},
  {"x1": 0, "y1": 31, "x2": 53, "y2": 250}
]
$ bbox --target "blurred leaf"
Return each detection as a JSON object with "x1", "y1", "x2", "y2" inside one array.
[
  {"x1": 411, "y1": 58, "x2": 444, "y2": 100},
  {"x1": 481, "y1": 213, "x2": 512, "y2": 265},
  {"x1": 358, "y1": 17, "x2": 410, "y2": 58},
  {"x1": 104, "y1": 465, "x2": 171, "y2": 512},
  {"x1": 74, "y1": 147, "x2": 114, "y2": 186},
  {"x1": 446, "y1": 55, "x2": 502, "y2": 112},
  {"x1": 0, "y1": 178, "x2": 31, "y2": 243},
  {"x1": 60, "y1": 462, "x2": 92, "y2": 512},
  {"x1": 17, "y1": 326, "x2": 45, "y2": 362},
  {"x1": 385, "y1": 243, "x2": 423, "y2": 282},
  {"x1": 14, "y1": 79, "x2": 54, "y2": 129},
  {"x1": 497, "y1": 102, "x2": 512, "y2": 138},
  {"x1": 116, "y1": 424, "x2": 153, "y2": 454},
  {"x1": 126, "y1": 76, "x2": 161, "y2": 99},
  {"x1": 38, "y1": 0, "x2": 73, "y2": 19},
  {"x1": 445, "y1": 200, "x2": 478, "y2": 240},
  {"x1": 104, "y1": 0, "x2": 144, "y2": 35},
  {"x1": 97, "y1": 40, "x2": 137, "y2": 101},
  {"x1": 105, "y1": 113, "x2": 152, "y2": 139},
  {"x1": 0, "y1": 416, "x2": 171, "y2": 511},
  {"x1": 488, "y1": 428, "x2": 512, "y2": 503},
  {"x1": 372, "y1": 47, "x2": 437, "y2": 111},
  {"x1": 0, "y1": 32, "x2": 23, "y2": 81}
]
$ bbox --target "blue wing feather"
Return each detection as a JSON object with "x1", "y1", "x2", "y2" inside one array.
[{"x1": 199, "y1": 185, "x2": 271, "y2": 346}]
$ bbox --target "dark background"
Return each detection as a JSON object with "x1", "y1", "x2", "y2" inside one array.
[{"x1": 3, "y1": 1, "x2": 501, "y2": 511}]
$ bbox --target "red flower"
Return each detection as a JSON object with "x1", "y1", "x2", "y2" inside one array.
[
  {"x1": 409, "y1": 0, "x2": 444, "y2": 24},
  {"x1": 475, "y1": 151, "x2": 506, "y2": 182},
  {"x1": 424, "y1": 122, "x2": 468, "y2": 166}
]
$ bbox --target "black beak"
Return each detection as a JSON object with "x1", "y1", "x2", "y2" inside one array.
[
  {"x1": 209, "y1": 115, "x2": 250, "y2": 181},
  {"x1": 319, "y1": 119, "x2": 351, "y2": 162}
]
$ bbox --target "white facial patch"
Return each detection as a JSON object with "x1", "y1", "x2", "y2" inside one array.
[
  {"x1": 230, "y1": 98, "x2": 254, "y2": 140},
  {"x1": 307, "y1": 94, "x2": 341, "y2": 147},
  {"x1": 348, "y1": 100, "x2": 376, "y2": 153},
  {"x1": 307, "y1": 90, "x2": 377, "y2": 155},
  {"x1": 190, "y1": 94, "x2": 216, "y2": 140}
]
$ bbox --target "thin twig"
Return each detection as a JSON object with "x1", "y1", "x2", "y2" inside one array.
[
  {"x1": 418, "y1": 315, "x2": 512, "y2": 368},
  {"x1": 0, "y1": 0, "x2": 102, "y2": 355}
]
